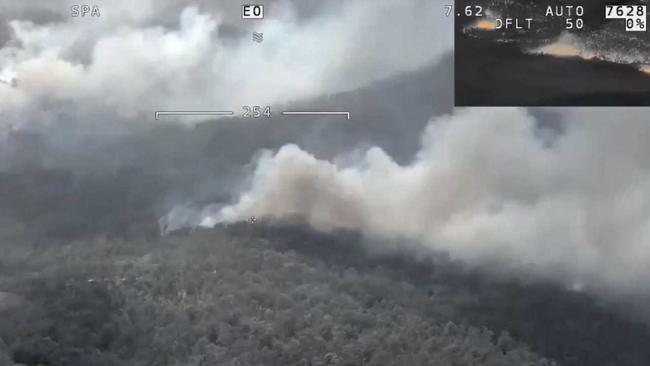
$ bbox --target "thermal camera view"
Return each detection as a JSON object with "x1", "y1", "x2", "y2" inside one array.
[
  {"x1": 2, "y1": 1, "x2": 650, "y2": 366},
  {"x1": 455, "y1": 0, "x2": 650, "y2": 106}
]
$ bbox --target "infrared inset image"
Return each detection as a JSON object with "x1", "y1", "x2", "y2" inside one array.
[{"x1": 455, "y1": 0, "x2": 650, "y2": 106}]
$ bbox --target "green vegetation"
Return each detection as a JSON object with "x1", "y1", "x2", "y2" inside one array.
[{"x1": 0, "y1": 221, "x2": 649, "y2": 365}]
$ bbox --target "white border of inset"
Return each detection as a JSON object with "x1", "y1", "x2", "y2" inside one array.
[
  {"x1": 281, "y1": 111, "x2": 351, "y2": 120},
  {"x1": 154, "y1": 111, "x2": 234, "y2": 120}
]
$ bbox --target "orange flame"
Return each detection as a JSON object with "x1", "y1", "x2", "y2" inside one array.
[{"x1": 475, "y1": 20, "x2": 497, "y2": 30}]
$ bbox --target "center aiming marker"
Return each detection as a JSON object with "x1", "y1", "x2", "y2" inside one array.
[
  {"x1": 154, "y1": 111, "x2": 234, "y2": 120},
  {"x1": 281, "y1": 111, "x2": 351, "y2": 120}
]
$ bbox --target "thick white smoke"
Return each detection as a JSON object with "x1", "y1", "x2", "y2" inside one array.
[
  {"x1": 0, "y1": 0, "x2": 447, "y2": 130},
  {"x1": 200, "y1": 107, "x2": 650, "y2": 296}
]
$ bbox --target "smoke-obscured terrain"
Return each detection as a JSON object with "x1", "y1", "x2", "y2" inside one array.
[{"x1": 2, "y1": 1, "x2": 650, "y2": 366}]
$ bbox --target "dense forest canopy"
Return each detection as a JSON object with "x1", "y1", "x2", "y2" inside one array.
[{"x1": 2, "y1": 220, "x2": 650, "y2": 366}]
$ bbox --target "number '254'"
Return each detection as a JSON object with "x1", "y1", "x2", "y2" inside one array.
[{"x1": 242, "y1": 106, "x2": 271, "y2": 118}]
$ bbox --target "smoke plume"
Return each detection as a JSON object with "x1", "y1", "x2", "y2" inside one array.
[
  {"x1": 0, "y1": 0, "x2": 452, "y2": 240},
  {"x1": 203, "y1": 107, "x2": 650, "y2": 298},
  {"x1": 0, "y1": 0, "x2": 447, "y2": 132}
]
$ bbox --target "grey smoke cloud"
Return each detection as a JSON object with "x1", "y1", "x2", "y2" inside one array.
[
  {"x1": 0, "y1": 0, "x2": 448, "y2": 131},
  {"x1": 0, "y1": 0, "x2": 452, "y2": 242},
  {"x1": 202, "y1": 107, "x2": 650, "y2": 298}
]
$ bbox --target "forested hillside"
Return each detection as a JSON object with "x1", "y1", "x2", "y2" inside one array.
[{"x1": 1, "y1": 220, "x2": 650, "y2": 366}]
